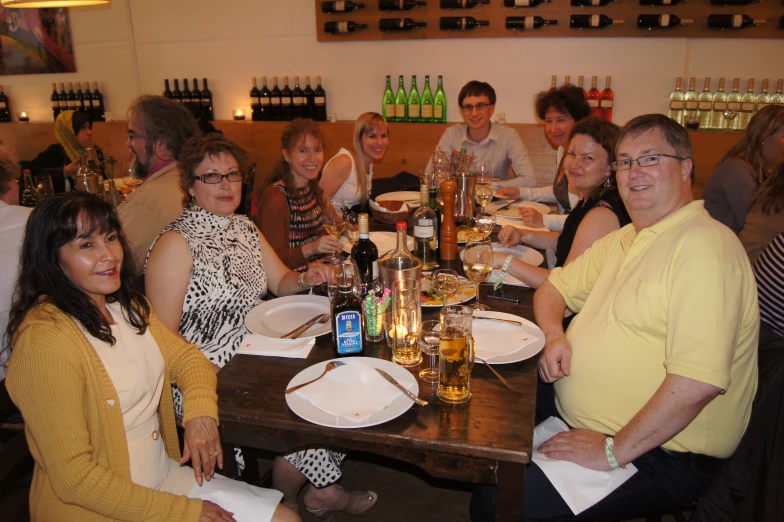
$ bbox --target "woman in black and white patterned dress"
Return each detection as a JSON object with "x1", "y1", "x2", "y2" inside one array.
[{"x1": 145, "y1": 134, "x2": 378, "y2": 519}]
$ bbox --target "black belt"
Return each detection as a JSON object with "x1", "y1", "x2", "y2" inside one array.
[{"x1": 661, "y1": 448, "x2": 723, "y2": 473}]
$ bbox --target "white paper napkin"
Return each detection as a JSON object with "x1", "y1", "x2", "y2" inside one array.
[
  {"x1": 532, "y1": 417, "x2": 638, "y2": 515},
  {"x1": 472, "y1": 316, "x2": 540, "y2": 360},
  {"x1": 237, "y1": 333, "x2": 315, "y2": 359},
  {"x1": 295, "y1": 362, "x2": 403, "y2": 422},
  {"x1": 495, "y1": 214, "x2": 549, "y2": 232}
]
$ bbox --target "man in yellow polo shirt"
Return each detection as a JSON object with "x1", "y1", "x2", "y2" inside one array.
[{"x1": 526, "y1": 114, "x2": 759, "y2": 521}]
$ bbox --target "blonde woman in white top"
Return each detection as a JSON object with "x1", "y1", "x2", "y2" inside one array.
[{"x1": 320, "y1": 112, "x2": 389, "y2": 209}]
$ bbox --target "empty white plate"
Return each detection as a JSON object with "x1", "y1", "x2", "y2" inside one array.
[{"x1": 244, "y1": 295, "x2": 331, "y2": 341}]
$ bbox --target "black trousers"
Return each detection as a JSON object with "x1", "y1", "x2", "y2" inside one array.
[{"x1": 471, "y1": 379, "x2": 717, "y2": 522}]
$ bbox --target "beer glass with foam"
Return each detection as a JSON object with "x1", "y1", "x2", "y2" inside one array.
[{"x1": 437, "y1": 305, "x2": 475, "y2": 404}]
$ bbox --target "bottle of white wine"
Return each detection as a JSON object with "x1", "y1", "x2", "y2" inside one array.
[
  {"x1": 324, "y1": 21, "x2": 369, "y2": 34},
  {"x1": 379, "y1": 18, "x2": 428, "y2": 31},
  {"x1": 395, "y1": 75, "x2": 408, "y2": 121},
  {"x1": 683, "y1": 77, "x2": 699, "y2": 129},
  {"x1": 637, "y1": 14, "x2": 693, "y2": 29},
  {"x1": 668, "y1": 77, "x2": 685, "y2": 125},
  {"x1": 322, "y1": 0, "x2": 366, "y2": 12},
  {"x1": 434, "y1": 75, "x2": 447, "y2": 123},
  {"x1": 407, "y1": 75, "x2": 421, "y2": 122},
  {"x1": 771, "y1": 79, "x2": 784, "y2": 107},
  {"x1": 738, "y1": 78, "x2": 755, "y2": 130},
  {"x1": 569, "y1": 14, "x2": 623, "y2": 29},
  {"x1": 440, "y1": 16, "x2": 490, "y2": 30},
  {"x1": 755, "y1": 79, "x2": 770, "y2": 112},
  {"x1": 504, "y1": 0, "x2": 550, "y2": 5},
  {"x1": 421, "y1": 75, "x2": 434, "y2": 122},
  {"x1": 727, "y1": 78, "x2": 743, "y2": 131},
  {"x1": 711, "y1": 78, "x2": 728, "y2": 130},
  {"x1": 382, "y1": 75, "x2": 397, "y2": 121},
  {"x1": 707, "y1": 14, "x2": 765, "y2": 30},
  {"x1": 413, "y1": 185, "x2": 438, "y2": 271},
  {"x1": 506, "y1": 16, "x2": 557, "y2": 30},
  {"x1": 698, "y1": 77, "x2": 713, "y2": 130}
]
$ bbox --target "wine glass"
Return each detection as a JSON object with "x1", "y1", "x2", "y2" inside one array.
[
  {"x1": 474, "y1": 211, "x2": 496, "y2": 239},
  {"x1": 454, "y1": 191, "x2": 469, "y2": 227},
  {"x1": 345, "y1": 210, "x2": 359, "y2": 245},
  {"x1": 474, "y1": 163, "x2": 493, "y2": 212},
  {"x1": 462, "y1": 238, "x2": 493, "y2": 311},
  {"x1": 432, "y1": 269, "x2": 459, "y2": 307},
  {"x1": 418, "y1": 320, "x2": 441, "y2": 384},
  {"x1": 323, "y1": 197, "x2": 347, "y2": 264}
]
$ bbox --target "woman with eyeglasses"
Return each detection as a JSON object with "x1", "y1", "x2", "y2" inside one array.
[
  {"x1": 144, "y1": 135, "x2": 377, "y2": 519},
  {"x1": 253, "y1": 119, "x2": 339, "y2": 271},
  {"x1": 492, "y1": 117, "x2": 630, "y2": 291}
]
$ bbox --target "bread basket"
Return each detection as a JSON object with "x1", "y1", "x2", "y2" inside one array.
[{"x1": 369, "y1": 199, "x2": 410, "y2": 224}]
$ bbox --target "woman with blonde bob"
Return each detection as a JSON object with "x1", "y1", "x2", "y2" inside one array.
[
  {"x1": 704, "y1": 105, "x2": 784, "y2": 234},
  {"x1": 320, "y1": 112, "x2": 389, "y2": 209}
]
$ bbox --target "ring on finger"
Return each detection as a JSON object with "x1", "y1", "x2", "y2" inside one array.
[{"x1": 211, "y1": 451, "x2": 219, "y2": 457}]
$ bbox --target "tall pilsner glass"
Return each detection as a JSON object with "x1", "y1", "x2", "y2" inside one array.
[
  {"x1": 389, "y1": 278, "x2": 422, "y2": 368},
  {"x1": 437, "y1": 305, "x2": 475, "y2": 404}
]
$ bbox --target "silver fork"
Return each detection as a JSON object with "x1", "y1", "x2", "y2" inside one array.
[{"x1": 281, "y1": 313, "x2": 331, "y2": 340}]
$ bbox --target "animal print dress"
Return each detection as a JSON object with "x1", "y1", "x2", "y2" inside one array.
[{"x1": 150, "y1": 204, "x2": 346, "y2": 486}]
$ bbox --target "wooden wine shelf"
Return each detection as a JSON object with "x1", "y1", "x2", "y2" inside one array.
[{"x1": 315, "y1": 1, "x2": 784, "y2": 40}]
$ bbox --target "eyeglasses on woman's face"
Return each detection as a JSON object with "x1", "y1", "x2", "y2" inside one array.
[{"x1": 194, "y1": 171, "x2": 245, "y2": 184}]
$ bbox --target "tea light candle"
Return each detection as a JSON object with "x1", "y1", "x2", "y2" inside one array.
[
  {"x1": 18, "y1": 111, "x2": 29, "y2": 122},
  {"x1": 233, "y1": 109, "x2": 245, "y2": 121}
]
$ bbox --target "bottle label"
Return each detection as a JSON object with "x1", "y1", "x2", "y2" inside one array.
[
  {"x1": 385, "y1": 104, "x2": 396, "y2": 119},
  {"x1": 600, "y1": 99, "x2": 613, "y2": 108},
  {"x1": 52, "y1": 101, "x2": 59, "y2": 109},
  {"x1": 0, "y1": 102, "x2": 6, "y2": 109},
  {"x1": 337, "y1": 21, "x2": 349, "y2": 33},
  {"x1": 591, "y1": 0, "x2": 602, "y2": 5},
  {"x1": 741, "y1": 102, "x2": 754, "y2": 112},
  {"x1": 293, "y1": 96, "x2": 304, "y2": 105},
  {"x1": 335, "y1": 0, "x2": 346, "y2": 10},
  {"x1": 250, "y1": 98, "x2": 259, "y2": 107},
  {"x1": 732, "y1": 15, "x2": 742, "y2": 28},
  {"x1": 659, "y1": 14, "x2": 670, "y2": 27},
  {"x1": 271, "y1": 97, "x2": 281, "y2": 106},
  {"x1": 334, "y1": 310, "x2": 363, "y2": 355},
  {"x1": 409, "y1": 105, "x2": 420, "y2": 118},
  {"x1": 698, "y1": 101, "x2": 712, "y2": 110},
  {"x1": 587, "y1": 99, "x2": 599, "y2": 108},
  {"x1": 414, "y1": 225, "x2": 434, "y2": 238},
  {"x1": 661, "y1": 0, "x2": 672, "y2": 3},
  {"x1": 421, "y1": 104, "x2": 433, "y2": 118},
  {"x1": 282, "y1": 98, "x2": 292, "y2": 106},
  {"x1": 713, "y1": 101, "x2": 728, "y2": 110},
  {"x1": 685, "y1": 100, "x2": 699, "y2": 110},
  {"x1": 183, "y1": 96, "x2": 191, "y2": 103},
  {"x1": 315, "y1": 96, "x2": 326, "y2": 105},
  {"x1": 202, "y1": 96, "x2": 210, "y2": 104},
  {"x1": 395, "y1": 103, "x2": 406, "y2": 118},
  {"x1": 670, "y1": 100, "x2": 684, "y2": 110},
  {"x1": 525, "y1": 17, "x2": 535, "y2": 29},
  {"x1": 727, "y1": 101, "x2": 742, "y2": 110},
  {"x1": 434, "y1": 105, "x2": 443, "y2": 119},
  {"x1": 260, "y1": 98, "x2": 270, "y2": 105},
  {"x1": 515, "y1": 0, "x2": 531, "y2": 5},
  {"x1": 590, "y1": 15, "x2": 600, "y2": 27},
  {"x1": 372, "y1": 260, "x2": 379, "y2": 279}
]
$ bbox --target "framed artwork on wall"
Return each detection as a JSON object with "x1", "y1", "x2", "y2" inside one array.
[{"x1": 0, "y1": 7, "x2": 75, "y2": 75}]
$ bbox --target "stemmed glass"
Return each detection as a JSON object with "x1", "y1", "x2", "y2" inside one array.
[
  {"x1": 323, "y1": 197, "x2": 347, "y2": 264},
  {"x1": 418, "y1": 320, "x2": 441, "y2": 384},
  {"x1": 462, "y1": 238, "x2": 493, "y2": 311},
  {"x1": 474, "y1": 211, "x2": 496, "y2": 239},
  {"x1": 474, "y1": 163, "x2": 493, "y2": 212},
  {"x1": 432, "y1": 269, "x2": 459, "y2": 307}
]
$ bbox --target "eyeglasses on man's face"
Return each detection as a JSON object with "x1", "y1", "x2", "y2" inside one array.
[
  {"x1": 461, "y1": 102, "x2": 494, "y2": 112},
  {"x1": 611, "y1": 153, "x2": 685, "y2": 172},
  {"x1": 195, "y1": 171, "x2": 246, "y2": 184}
]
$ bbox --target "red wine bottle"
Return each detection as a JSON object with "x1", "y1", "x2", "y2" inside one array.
[
  {"x1": 75, "y1": 82, "x2": 86, "y2": 112},
  {"x1": 571, "y1": 0, "x2": 613, "y2": 6},
  {"x1": 637, "y1": 14, "x2": 693, "y2": 28},
  {"x1": 292, "y1": 76, "x2": 306, "y2": 119},
  {"x1": 380, "y1": 18, "x2": 428, "y2": 31},
  {"x1": 200, "y1": 78, "x2": 214, "y2": 121},
  {"x1": 600, "y1": 76, "x2": 614, "y2": 122},
  {"x1": 440, "y1": 16, "x2": 489, "y2": 30},
  {"x1": 707, "y1": 14, "x2": 765, "y2": 29},
  {"x1": 91, "y1": 82, "x2": 105, "y2": 122},
  {"x1": 504, "y1": 0, "x2": 550, "y2": 5},
  {"x1": 163, "y1": 79, "x2": 173, "y2": 99},
  {"x1": 259, "y1": 76, "x2": 272, "y2": 121},
  {"x1": 639, "y1": 0, "x2": 684, "y2": 4},
  {"x1": 506, "y1": 16, "x2": 558, "y2": 30},
  {"x1": 322, "y1": 0, "x2": 366, "y2": 12},
  {"x1": 379, "y1": 0, "x2": 428, "y2": 10},
  {"x1": 250, "y1": 77, "x2": 261, "y2": 121},
  {"x1": 303, "y1": 75, "x2": 316, "y2": 120},
  {"x1": 710, "y1": 0, "x2": 758, "y2": 5},
  {"x1": 192, "y1": 78, "x2": 201, "y2": 115},
  {"x1": 51, "y1": 83, "x2": 60, "y2": 120},
  {"x1": 324, "y1": 21, "x2": 368, "y2": 34},
  {"x1": 281, "y1": 76, "x2": 294, "y2": 121},
  {"x1": 83, "y1": 82, "x2": 93, "y2": 118},
  {"x1": 570, "y1": 14, "x2": 623, "y2": 29},
  {"x1": 440, "y1": 0, "x2": 489, "y2": 8},
  {"x1": 172, "y1": 79, "x2": 182, "y2": 103},
  {"x1": 58, "y1": 83, "x2": 67, "y2": 113},
  {"x1": 270, "y1": 76, "x2": 283, "y2": 121},
  {"x1": 314, "y1": 75, "x2": 327, "y2": 122},
  {"x1": 182, "y1": 79, "x2": 193, "y2": 108}
]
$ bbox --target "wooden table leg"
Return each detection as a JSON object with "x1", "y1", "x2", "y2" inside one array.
[{"x1": 495, "y1": 461, "x2": 525, "y2": 522}]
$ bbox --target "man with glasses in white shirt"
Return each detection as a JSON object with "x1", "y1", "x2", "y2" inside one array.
[{"x1": 425, "y1": 81, "x2": 536, "y2": 186}]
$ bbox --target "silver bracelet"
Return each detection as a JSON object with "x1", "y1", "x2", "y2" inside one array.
[{"x1": 297, "y1": 272, "x2": 312, "y2": 289}]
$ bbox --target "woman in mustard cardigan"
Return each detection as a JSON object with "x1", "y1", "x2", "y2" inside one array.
[{"x1": 3, "y1": 192, "x2": 298, "y2": 522}]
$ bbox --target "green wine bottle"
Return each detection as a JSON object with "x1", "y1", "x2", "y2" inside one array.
[
  {"x1": 394, "y1": 75, "x2": 408, "y2": 122},
  {"x1": 382, "y1": 75, "x2": 396, "y2": 122},
  {"x1": 407, "y1": 75, "x2": 421, "y2": 122},
  {"x1": 420, "y1": 75, "x2": 434, "y2": 123},
  {"x1": 434, "y1": 75, "x2": 447, "y2": 123}
]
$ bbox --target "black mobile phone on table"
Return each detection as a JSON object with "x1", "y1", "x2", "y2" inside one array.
[{"x1": 485, "y1": 284, "x2": 527, "y2": 304}]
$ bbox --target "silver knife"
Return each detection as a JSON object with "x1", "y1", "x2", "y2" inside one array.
[
  {"x1": 375, "y1": 368, "x2": 428, "y2": 406},
  {"x1": 473, "y1": 316, "x2": 524, "y2": 327},
  {"x1": 496, "y1": 199, "x2": 521, "y2": 212}
]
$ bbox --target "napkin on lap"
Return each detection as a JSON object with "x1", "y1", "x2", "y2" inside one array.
[
  {"x1": 532, "y1": 417, "x2": 638, "y2": 515},
  {"x1": 295, "y1": 362, "x2": 403, "y2": 422},
  {"x1": 237, "y1": 333, "x2": 315, "y2": 359}
]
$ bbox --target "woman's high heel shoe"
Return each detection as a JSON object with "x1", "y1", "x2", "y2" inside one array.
[{"x1": 304, "y1": 486, "x2": 378, "y2": 521}]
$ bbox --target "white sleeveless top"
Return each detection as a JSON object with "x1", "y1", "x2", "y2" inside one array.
[{"x1": 323, "y1": 147, "x2": 373, "y2": 208}]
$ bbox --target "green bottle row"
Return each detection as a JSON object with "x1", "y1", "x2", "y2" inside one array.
[{"x1": 382, "y1": 74, "x2": 447, "y2": 123}]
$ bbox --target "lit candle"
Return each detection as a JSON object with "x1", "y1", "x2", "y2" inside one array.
[
  {"x1": 18, "y1": 111, "x2": 29, "y2": 122},
  {"x1": 233, "y1": 109, "x2": 245, "y2": 121}
]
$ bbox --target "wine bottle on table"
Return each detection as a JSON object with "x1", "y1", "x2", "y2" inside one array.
[
  {"x1": 379, "y1": 0, "x2": 427, "y2": 10},
  {"x1": 504, "y1": 0, "x2": 551, "y2": 6},
  {"x1": 182, "y1": 79, "x2": 193, "y2": 109},
  {"x1": 382, "y1": 75, "x2": 396, "y2": 121},
  {"x1": 172, "y1": 79, "x2": 182, "y2": 103},
  {"x1": 727, "y1": 78, "x2": 743, "y2": 131},
  {"x1": 698, "y1": 77, "x2": 713, "y2": 130},
  {"x1": 420, "y1": 75, "x2": 434, "y2": 123},
  {"x1": 738, "y1": 78, "x2": 756, "y2": 130},
  {"x1": 292, "y1": 76, "x2": 306, "y2": 119},
  {"x1": 270, "y1": 76, "x2": 283, "y2": 121},
  {"x1": 668, "y1": 77, "x2": 685, "y2": 125},
  {"x1": 755, "y1": 79, "x2": 770, "y2": 112},
  {"x1": 413, "y1": 185, "x2": 438, "y2": 271},
  {"x1": 570, "y1": 14, "x2": 623, "y2": 29},
  {"x1": 587, "y1": 76, "x2": 601, "y2": 117},
  {"x1": 91, "y1": 82, "x2": 105, "y2": 122},
  {"x1": 303, "y1": 76, "x2": 315, "y2": 119},
  {"x1": 428, "y1": 185, "x2": 441, "y2": 250},
  {"x1": 407, "y1": 75, "x2": 421, "y2": 122},
  {"x1": 322, "y1": 0, "x2": 366, "y2": 12},
  {"x1": 600, "y1": 76, "x2": 614, "y2": 121},
  {"x1": 379, "y1": 18, "x2": 428, "y2": 31},
  {"x1": 440, "y1": 0, "x2": 489, "y2": 7},
  {"x1": 683, "y1": 77, "x2": 698, "y2": 128},
  {"x1": 637, "y1": 14, "x2": 693, "y2": 29},
  {"x1": 331, "y1": 271, "x2": 364, "y2": 357},
  {"x1": 351, "y1": 213, "x2": 380, "y2": 299},
  {"x1": 192, "y1": 79, "x2": 202, "y2": 117},
  {"x1": 440, "y1": 17, "x2": 489, "y2": 30},
  {"x1": 250, "y1": 77, "x2": 262, "y2": 121},
  {"x1": 163, "y1": 79, "x2": 173, "y2": 99},
  {"x1": 382, "y1": 221, "x2": 418, "y2": 272},
  {"x1": 324, "y1": 21, "x2": 368, "y2": 34},
  {"x1": 506, "y1": 17, "x2": 558, "y2": 30},
  {"x1": 51, "y1": 83, "x2": 60, "y2": 119},
  {"x1": 201, "y1": 78, "x2": 214, "y2": 121},
  {"x1": 395, "y1": 75, "x2": 408, "y2": 122},
  {"x1": 434, "y1": 75, "x2": 447, "y2": 123},
  {"x1": 281, "y1": 76, "x2": 294, "y2": 121},
  {"x1": 21, "y1": 170, "x2": 41, "y2": 207},
  {"x1": 707, "y1": 14, "x2": 765, "y2": 30},
  {"x1": 259, "y1": 77, "x2": 272, "y2": 121},
  {"x1": 711, "y1": 78, "x2": 728, "y2": 130},
  {"x1": 314, "y1": 75, "x2": 327, "y2": 122}
]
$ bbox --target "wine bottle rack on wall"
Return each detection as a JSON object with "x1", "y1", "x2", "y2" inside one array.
[{"x1": 315, "y1": 1, "x2": 784, "y2": 41}]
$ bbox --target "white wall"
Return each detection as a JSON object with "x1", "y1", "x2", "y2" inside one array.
[{"x1": 3, "y1": 0, "x2": 783, "y2": 125}]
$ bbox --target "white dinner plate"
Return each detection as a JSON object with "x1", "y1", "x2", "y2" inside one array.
[
  {"x1": 420, "y1": 275, "x2": 476, "y2": 307},
  {"x1": 472, "y1": 311, "x2": 545, "y2": 365},
  {"x1": 285, "y1": 357, "x2": 418, "y2": 429},
  {"x1": 244, "y1": 295, "x2": 332, "y2": 341},
  {"x1": 487, "y1": 200, "x2": 551, "y2": 219},
  {"x1": 376, "y1": 191, "x2": 422, "y2": 208},
  {"x1": 487, "y1": 244, "x2": 545, "y2": 287},
  {"x1": 341, "y1": 231, "x2": 414, "y2": 256}
]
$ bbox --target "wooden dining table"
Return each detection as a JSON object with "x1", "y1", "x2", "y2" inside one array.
[{"x1": 217, "y1": 238, "x2": 541, "y2": 522}]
